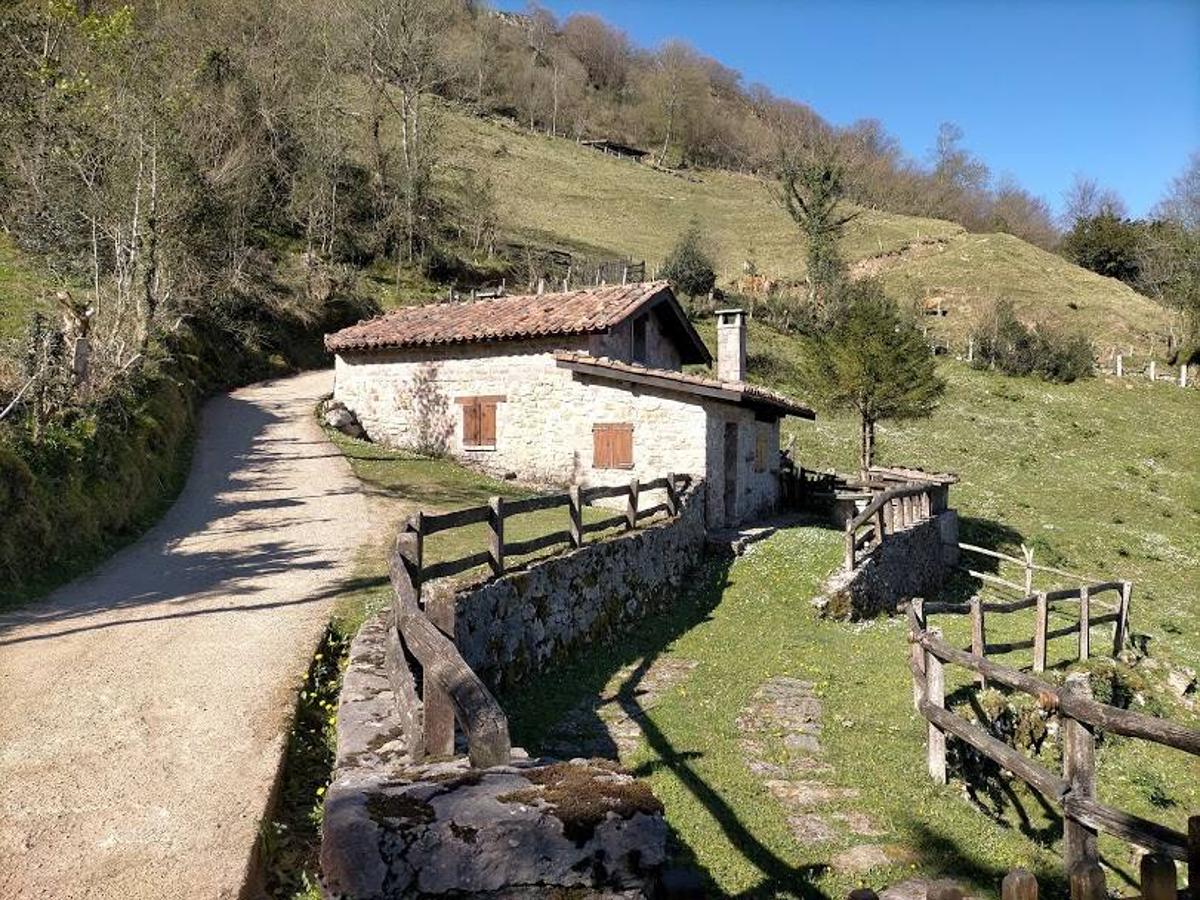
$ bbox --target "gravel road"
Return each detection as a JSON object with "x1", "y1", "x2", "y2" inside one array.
[{"x1": 0, "y1": 370, "x2": 369, "y2": 899}]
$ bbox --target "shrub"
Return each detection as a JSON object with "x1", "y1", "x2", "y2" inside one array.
[
  {"x1": 660, "y1": 224, "x2": 716, "y2": 300},
  {"x1": 970, "y1": 299, "x2": 1094, "y2": 383}
]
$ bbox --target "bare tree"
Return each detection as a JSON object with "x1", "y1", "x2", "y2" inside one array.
[
  {"x1": 1152, "y1": 151, "x2": 1200, "y2": 231},
  {"x1": 645, "y1": 40, "x2": 709, "y2": 166},
  {"x1": 1061, "y1": 174, "x2": 1126, "y2": 227}
]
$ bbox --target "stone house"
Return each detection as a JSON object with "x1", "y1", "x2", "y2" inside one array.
[{"x1": 325, "y1": 281, "x2": 813, "y2": 526}]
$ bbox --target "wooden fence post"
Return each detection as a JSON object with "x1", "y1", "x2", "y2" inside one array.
[
  {"x1": 875, "y1": 507, "x2": 885, "y2": 545},
  {"x1": 1141, "y1": 854, "x2": 1177, "y2": 900},
  {"x1": 1188, "y1": 814, "x2": 1198, "y2": 896},
  {"x1": 626, "y1": 479, "x2": 639, "y2": 531},
  {"x1": 1116, "y1": 353, "x2": 1123, "y2": 377},
  {"x1": 1002, "y1": 869, "x2": 1038, "y2": 900},
  {"x1": 1063, "y1": 673, "x2": 1098, "y2": 870},
  {"x1": 1033, "y1": 591, "x2": 1049, "y2": 673},
  {"x1": 911, "y1": 597, "x2": 926, "y2": 711},
  {"x1": 424, "y1": 590, "x2": 457, "y2": 758},
  {"x1": 488, "y1": 497, "x2": 505, "y2": 576},
  {"x1": 1077, "y1": 585, "x2": 1090, "y2": 661},
  {"x1": 921, "y1": 490, "x2": 931, "y2": 518},
  {"x1": 1113, "y1": 581, "x2": 1131, "y2": 657},
  {"x1": 970, "y1": 595, "x2": 987, "y2": 687},
  {"x1": 1022, "y1": 544, "x2": 1035, "y2": 594},
  {"x1": 1068, "y1": 860, "x2": 1106, "y2": 900},
  {"x1": 412, "y1": 512, "x2": 425, "y2": 602},
  {"x1": 883, "y1": 499, "x2": 894, "y2": 535},
  {"x1": 844, "y1": 520, "x2": 855, "y2": 571},
  {"x1": 666, "y1": 473, "x2": 679, "y2": 516},
  {"x1": 569, "y1": 485, "x2": 583, "y2": 548},
  {"x1": 925, "y1": 627, "x2": 946, "y2": 785},
  {"x1": 1149, "y1": 360, "x2": 1157, "y2": 382}
]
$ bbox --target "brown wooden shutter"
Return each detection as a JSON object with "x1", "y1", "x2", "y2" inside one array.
[
  {"x1": 462, "y1": 401, "x2": 480, "y2": 446},
  {"x1": 480, "y1": 401, "x2": 496, "y2": 446},
  {"x1": 593, "y1": 423, "x2": 633, "y2": 469},
  {"x1": 613, "y1": 424, "x2": 633, "y2": 468}
]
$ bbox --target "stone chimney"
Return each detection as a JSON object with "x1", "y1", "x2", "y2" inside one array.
[{"x1": 715, "y1": 308, "x2": 747, "y2": 382}]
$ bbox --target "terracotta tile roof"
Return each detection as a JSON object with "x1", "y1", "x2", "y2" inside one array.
[
  {"x1": 553, "y1": 352, "x2": 816, "y2": 419},
  {"x1": 326, "y1": 281, "x2": 676, "y2": 353}
]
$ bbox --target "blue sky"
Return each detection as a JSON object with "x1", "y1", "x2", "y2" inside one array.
[{"x1": 495, "y1": 0, "x2": 1200, "y2": 218}]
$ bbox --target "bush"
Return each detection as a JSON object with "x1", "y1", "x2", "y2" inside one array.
[
  {"x1": 660, "y1": 224, "x2": 716, "y2": 300},
  {"x1": 970, "y1": 299, "x2": 1094, "y2": 383}
]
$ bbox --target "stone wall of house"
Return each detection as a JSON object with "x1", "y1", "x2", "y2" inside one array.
[
  {"x1": 334, "y1": 341, "x2": 786, "y2": 526},
  {"x1": 432, "y1": 481, "x2": 708, "y2": 692},
  {"x1": 815, "y1": 509, "x2": 960, "y2": 620}
]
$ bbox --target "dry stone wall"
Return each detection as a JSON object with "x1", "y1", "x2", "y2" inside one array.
[
  {"x1": 816, "y1": 510, "x2": 959, "y2": 620},
  {"x1": 434, "y1": 482, "x2": 707, "y2": 692}
]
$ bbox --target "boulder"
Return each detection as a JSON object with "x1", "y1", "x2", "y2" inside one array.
[
  {"x1": 322, "y1": 757, "x2": 669, "y2": 899},
  {"x1": 325, "y1": 407, "x2": 355, "y2": 429}
]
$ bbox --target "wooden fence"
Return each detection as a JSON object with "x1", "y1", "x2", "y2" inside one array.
[
  {"x1": 844, "y1": 481, "x2": 947, "y2": 571},
  {"x1": 388, "y1": 473, "x2": 687, "y2": 768},
  {"x1": 907, "y1": 605, "x2": 1200, "y2": 877},
  {"x1": 849, "y1": 849, "x2": 1198, "y2": 900}
]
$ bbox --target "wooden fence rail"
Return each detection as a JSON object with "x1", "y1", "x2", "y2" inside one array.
[
  {"x1": 849, "y1": 848, "x2": 1198, "y2": 900},
  {"x1": 921, "y1": 578, "x2": 1132, "y2": 671},
  {"x1": 844, "y1": 481, "x2": 943, "y2": 571},
  {"x1": 404, "y1": 474, "x2": 686, "y2": 592},
  {"x1": 907, "y1": 606, "x2": 1199, "y2": 876},
  {"x1": 388, "y1": 473, "x2": 689, "y2": 768}
]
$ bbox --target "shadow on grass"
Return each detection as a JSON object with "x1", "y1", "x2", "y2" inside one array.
[{"x1": 501, "y1": 547, "x2": 829, "y2": 899}]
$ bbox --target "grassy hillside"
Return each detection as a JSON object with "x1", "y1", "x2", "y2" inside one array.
[
  {"x1": 716, "y1": 319, "x2": 1200, "y2": 675},
  {"x1": 438, "y1": 107, "x2": 1172, "y2": 353}
]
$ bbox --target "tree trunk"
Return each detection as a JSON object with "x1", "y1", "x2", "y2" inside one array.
[{"x1": 859, "y1": 415, "x2": 876, "y2": 475}]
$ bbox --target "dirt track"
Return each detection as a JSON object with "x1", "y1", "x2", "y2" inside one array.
[{"x1": 0, "y1": 370, "x2": 369, "y2": 900}]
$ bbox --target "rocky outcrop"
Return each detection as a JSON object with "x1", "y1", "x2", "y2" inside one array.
[{"x1": 321, "y1": 757, "x2": 668, "y2": 899}]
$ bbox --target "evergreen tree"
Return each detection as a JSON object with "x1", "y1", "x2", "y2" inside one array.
[
  {"x1": 801, "y1": 281, "x2": 944, "y2": 472},
  {"x1": 660, "y1": 224, "x2": 716, "y2": 300}
]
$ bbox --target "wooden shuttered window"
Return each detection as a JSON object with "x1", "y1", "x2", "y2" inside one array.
[
  {"x1": 754, "y1": 426, "x2": 769, "y2": 473},
  {"x1": 592, "y1": 423, "x2": 633, "y2": 469},
  {"x1": 456, "y1": 396, "x2": 503, "y2": 448}
]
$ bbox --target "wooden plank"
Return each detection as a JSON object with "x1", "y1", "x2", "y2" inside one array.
[
  {"x1": 581, "y1": 513, "x2": 628, "y2": 535},
  {"x1": 502, "y1": 493, "x2": 569, "y2": 515},
  {"x1": 626, "y1": 479, "x2": 638, "y2": 531},
  {"x1": 924, "y1": 601, "x2": 971, "y2": 614},
  {"x1": 1001, "y1": 870, "x2": 1038, "y2": 900},
  {"x1": 959, "y1": 542, "x2": 1024, "y2": 563},
  {"x1": 1064, "y1": 796, "x2": 1189, "y2": 861},
  {"x1": 580, "y1": 483, "x2": 629, "y2": 502},
  {"x1": 921, "y1": 702, "x2": 1068, "y2": 798},
  {"x1": 423, "y1": 591, "x2": 457, "y2": 758},
  {"x1": 503, "y1": 530, "x2": 571, "y2": 558},
  {"x1": 422, "y1": 551, "x2": 493, "y2": 582},
  {"x1": 982, "y1": 595, "x2": 1041, "y2": 613},
  {"x1": 1140, "y1": 855, "x2": 1178, "y2": 900},
  {"x1": 970, "y1": 596, "x2": 986, "y2": 687},
  {"x1": 909, "y1": 598, "x2": 926, "y2": 712},
  {"x1": 488, "y1": 497, "x2": 504, "y2": 576},
  {"x1": 569, "y1": 485, "x2": 583, "y2": 548},
  {"x1": 985, "y1": 616, "x2": 1119, "y2": 655},
  {"x1": 919, "y1": 632, "x2": 1061, "y2": 708},
  {"x1": 389, "y1": 550, "x2": 511, "y2": 769},
  {"x1": 1187, "y1": 814, "x2": 1198, "y2": 894},
  {"x1": 925, "y1": 630, "x2": 946, "y2": 785},
  {"x1": 636, "y1": 502, "x2": 670, "y2": 521},
  {"x1": 1068, "y1": 860, "x2": 1106, "y2": 900},
  {"x1": 665, "y1": 473, "x2": 679, "y2": 516},
  {"x1": 964, "y1": 568, "x2": 1028, "y2": 593},
  {"x1": 1058, "y1": 692, "x2": 1200, "y2": 756},
  {"x1": 1114, "y1": 581, "x2": 1131, "y2": 657},
  {"x1": 1063, "y1": 674, "x2": 1099, "y2": 869},
  {"x1": 1033, "y1": 592, "x2": 1049, "y2": 673},
  {"x1": 845, "y1": 521, "x2": 855, "y2": 571},
  {"x1": 421, "y1": 505, "x2": 491, "y2": 534},
  {"x1": 1078, "y1": 586, "x2": 1090, "y2": 661}
]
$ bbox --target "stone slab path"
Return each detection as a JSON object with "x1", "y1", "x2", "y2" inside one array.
[{"x1": 0, "y1": 371, "x2": 369, "y2": 900}]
